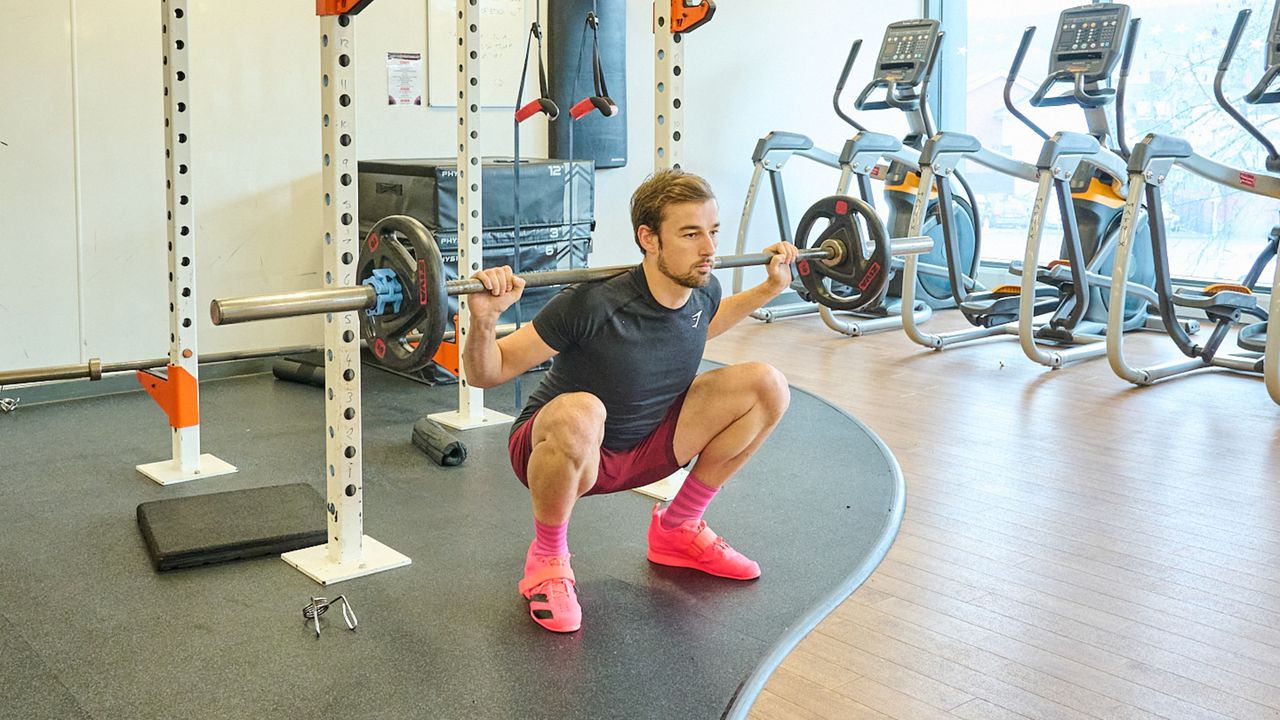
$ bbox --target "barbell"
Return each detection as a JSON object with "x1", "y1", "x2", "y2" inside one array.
[{"x1": 210, "y1": 195, "x2": 932, "y2": 374}]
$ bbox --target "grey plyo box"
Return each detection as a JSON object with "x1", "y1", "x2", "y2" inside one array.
[
  {"x1": 358, "y1": 157, "x2": 595, "y2": 232},
  {"x1": 136, "y1": 484, "x2": 326, "y2": 571}
]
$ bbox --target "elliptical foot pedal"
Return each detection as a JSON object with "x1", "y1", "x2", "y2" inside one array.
[{"x1": 137, "y1": 483, "x2": 326, "y2": 571}]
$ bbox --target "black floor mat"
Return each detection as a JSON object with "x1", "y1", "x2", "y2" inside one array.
[{"x1": 0, "y1": 363, "x2": 901, "y2": 719}]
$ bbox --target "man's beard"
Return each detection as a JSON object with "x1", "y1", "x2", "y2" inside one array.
[{"x1": 656, "y1": 245, "x2": 711, "y2": 289}]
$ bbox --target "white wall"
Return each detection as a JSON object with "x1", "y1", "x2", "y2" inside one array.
[
  {"x1": 1, "y1": 2, "x2": 83, "y2": 368},
  {"x1": 1, "y1": 0, "x2": 917, "y2": 371}
]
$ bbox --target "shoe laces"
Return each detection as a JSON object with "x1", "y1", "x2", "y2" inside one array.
[
  {"x1": 543, "y1": 578, "x2": 573, "y2": 600},
  {"x1": 531, "y1": 556, "x2": 574, "y2": 598}
]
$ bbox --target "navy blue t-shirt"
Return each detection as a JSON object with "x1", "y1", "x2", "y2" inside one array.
[{"x1": 512, "y1": 264, "x2": 721, "y2": 451}]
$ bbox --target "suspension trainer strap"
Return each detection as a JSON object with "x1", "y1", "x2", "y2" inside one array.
[
  {"x1": 515, "y1": 9, "x2": 559, "y2": 123},
  {"x1": 570, "y1": 7, "x2": 618, "y2": 120},
  {"x1": 510, "y1": 1, "x2": 557, "y2": 404}
]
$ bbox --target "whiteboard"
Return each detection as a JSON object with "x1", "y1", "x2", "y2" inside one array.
[{"x1": 427, "y1": 0, "x2": 530, "y2": 108}]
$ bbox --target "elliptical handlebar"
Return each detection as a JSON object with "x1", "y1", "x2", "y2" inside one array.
[
  {"x1": 1245, "y1": 66, "x2": 1280, "y2": 104},
  {"x1": 1215, "y1": 9, "x2": 1280, "y2": 163},
  {"x1": 917, "y1": 29, "x2": 947, "y2": 137},
  {"x1": 1242, "y1": 6, "x2": 1280, "y2": 105},
  {"x1": 832, "y1": 40, "x2": 869, "y2": 132},
  {"x1": 1118, "y1": 18, "x2": 1142, "y2": 77},
  {"x1": 1116, "y1": 18, "x2": 1142, "y2": 158},
  {"x1": 853, "y1": 79, "x2": 915, "y2": 112},
  {"x1": 1003, "y1": 26, "x2": 1049, "y2": 141},
  {"x1": 1219, "y1": 8, "x2": 1252, "y2": 73},
  {"x1": 850, "y1": 18, "x2": 941, "y2": 115},
  {"x1": 853, "y1": 31, "x2": 942, "y2": 114},
  {"x1": 1026, "y1": 4, "x2": 1130, "y2": 111},
  {"x1": 1029, "y1": 71, "x2": 1115, "y2": 109},
  {"x1": 1007, "y1": 25, "x2": 1036, "y2": 80}
]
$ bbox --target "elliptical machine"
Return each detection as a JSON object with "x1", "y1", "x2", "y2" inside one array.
[
  {"x1": 732, "y1": 18, "x2": 981, "y2": 336},
  {"x1": 896, "y1": 27, "x2": 1059, "y2": 350},
  {"x1": 1107, "y1": 6, "x2": 1280, "y2": 390},
  {"x1": 898, "y1": 4, "x2": 1168, "y2": 355},
  {"x1": 1013, "y1": 4, "x2": 1185, "y2": 369}
]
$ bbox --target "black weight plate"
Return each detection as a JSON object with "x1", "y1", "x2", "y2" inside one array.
[
  {"x1": 793, "y1": 195, "x2": 891, "y2": 312},
  {"x1": 357, "y1": 215, "x2": 448, "y2": 373}
]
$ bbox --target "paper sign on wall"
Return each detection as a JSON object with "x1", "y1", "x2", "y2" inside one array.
[{"x1": 387, "y1": 52, "x2": 423, "y2": 106}]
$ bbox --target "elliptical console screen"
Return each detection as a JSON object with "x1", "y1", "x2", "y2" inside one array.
[
  {"x1": 874, "y1": 19, "x2": 940, "y2": 86},
  {"x1": 1050, "y1": 4, "x2": 1129, "y2": 81}
]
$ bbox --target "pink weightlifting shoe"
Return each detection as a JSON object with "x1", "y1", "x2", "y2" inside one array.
[
  {"x1": 647, "y1": 504, "x2": 760, "y2": 580},
  {"x1": 517, "y1": 543, "x2": 582, "y2": 633}
]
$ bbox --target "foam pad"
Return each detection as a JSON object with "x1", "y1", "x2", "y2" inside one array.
[
  {"x1": 411, "y1": 416, "x2": 467, "y2": 466},
  {"x1": 271, "y1": 357, "x2": 326, "y2": 387},
  {"x1": 136, "y1": 483, "x2": 326, "y2": 571}
]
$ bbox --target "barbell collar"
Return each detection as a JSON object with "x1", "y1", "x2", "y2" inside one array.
[{"x1": 211, "y1": 286, "x2": 377, "y2": 326}]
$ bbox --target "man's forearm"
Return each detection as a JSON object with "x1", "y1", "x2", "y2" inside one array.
[
  {"x1": 707, "y1": 282, "x2": 784, "y2": 340},
  {"x1": 461, "y1": 315, "x2": 504, "y2": 388}
]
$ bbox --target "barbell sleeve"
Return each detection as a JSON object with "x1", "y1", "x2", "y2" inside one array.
[
  {"x1": 0, "y1": 359, "x2": 103, "y2": 385},
  {"x1": 211, "y1": 286, "x2": 377, "y2": 326},
  {"x1": 888, "y1": 235, "x2": 935, "y2": 257}
]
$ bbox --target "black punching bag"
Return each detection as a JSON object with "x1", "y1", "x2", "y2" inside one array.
[{"x1": 548, "y1": 0, "x2": 627, "y2": 169}]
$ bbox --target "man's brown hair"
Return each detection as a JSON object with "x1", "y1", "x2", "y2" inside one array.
[{"x1": 629, "y1": 168, "x2": 717, "y2": 252}]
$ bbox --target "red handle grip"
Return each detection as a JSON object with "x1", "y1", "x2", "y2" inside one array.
[
  {"x1": 569, "y1": 98, "x2": 597, "y2": 120},
  {"x1": 515, "y1": 100, "x2": 544, "y2": 123},
  {"x1": 570, "y1": 96, "x2": 618, "y2": 120}
]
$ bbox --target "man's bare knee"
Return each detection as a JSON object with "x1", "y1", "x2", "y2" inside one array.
[
  {"x1": 740, "y1": 362, "x2": 790, "y2": 416},
  {"x1": 533, "y1": 392, "x2": 607, "y2": 456}
]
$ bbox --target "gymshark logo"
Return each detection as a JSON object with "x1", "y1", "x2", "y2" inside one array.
[{"x1": 691, "y1": 310, "x2": 703, "y2": 328}]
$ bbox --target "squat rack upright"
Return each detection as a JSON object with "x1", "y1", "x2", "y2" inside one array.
[
  {"x1": 136, "y1": 0, "x2": 239, "y2": 485},
  {"x1": 280, "y1": 0, "x2": 412, "y2": 584}
]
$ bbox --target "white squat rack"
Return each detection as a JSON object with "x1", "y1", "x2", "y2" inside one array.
[
  {"x1": 282, "y1": 0, "x2": 411, "y2": 585},
  {"x1": 637, "y1": 1, "x2": 715, "y2": 501},
  {"x1": 430, "y1": 0, "x2": 515, "y2": 431},
  {"x1": 136, "y1": 0, "x2": 236, "y2": 485}
]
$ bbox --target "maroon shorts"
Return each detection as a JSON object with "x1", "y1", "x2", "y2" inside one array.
[{"x1": 508, "y1": 393, "x2": 687, "y2": 496}]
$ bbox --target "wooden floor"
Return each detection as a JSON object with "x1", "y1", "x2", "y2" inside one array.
[{"x1": 706, "y1": 310, "x2": 1280, "y2": 720}]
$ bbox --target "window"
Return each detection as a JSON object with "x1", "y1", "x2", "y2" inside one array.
[{"x1": 940, "y1": 0, "x2": 1278, "y2": 285}]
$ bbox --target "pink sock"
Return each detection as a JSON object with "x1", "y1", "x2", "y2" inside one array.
[
  {"x1": 532, "y1": 518, "x2": 569, "y2": 557},
  {"x1": 661, "y1": 474, "x2": 720, "y2": 530}
]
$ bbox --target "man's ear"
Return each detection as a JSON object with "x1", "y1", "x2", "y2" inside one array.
[{"x1": 637, "y1": 225, "x2": 660, "y2": 255}]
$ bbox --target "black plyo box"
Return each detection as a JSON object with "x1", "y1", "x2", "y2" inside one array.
[{"x1": 358, "y1": 157, "x2": 595, "y2": 232}]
